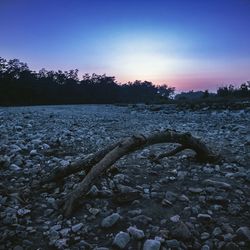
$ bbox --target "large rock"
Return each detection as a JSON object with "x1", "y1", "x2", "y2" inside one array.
[
  {"x1": 171, "y1": 221, "x2": 192, "y2": 241},
  {"x1": 113, "y1": 231, "x2": 130, "y2": 249},
  {"x1": 166, "y1": 239, "x2": 180, "y2": 248},
  {"x1": 236, "y1": 226, "x2": 250, "y2": 241},
  {"x1": 101, "y1": 213, "x2": 120, "y2": 228},
  {"x1": 165, "y1": 191, "x2": 177, "y2": 203},
  {"x1": 203, "y1": 179, "x2": 232, "y2": 190},
  {"x1": 224, "y1": 242, "x2": 240, "y2": 250},
  {"x1": 143, "y1": 239, "x2": 161, "y2": 250},
  {"x1": 127, "y1": 226, "x2": 145, "y2": 240}
]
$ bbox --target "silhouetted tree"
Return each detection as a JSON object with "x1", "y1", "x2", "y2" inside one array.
[{"x1": 203, "y1": 90, "x2": 209, "y2": 98}]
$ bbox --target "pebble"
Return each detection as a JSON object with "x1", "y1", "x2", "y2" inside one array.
[
  {"x1": 10, "y1": 164, "x2": 21, "y2": 171},
  {"x1": 212, "y1": 227, "x2": 222, "y2": 237},
  {"x1": 170, "y1": 215, "x2": 180, "y2": 223},
  {"x1": 89, "y1": 207, "x2": 100, "y2": 215},
  {"x1": 13, "y1": 246, "x2": 23, "y2": 250},
  {"x1": 17, "y1": 208, "x2": 31, "y2": 216},
  {"x1": 189, "y1": 187, "x2": 203, "y2": 193},
  {"x1": 71, "y1": 223, "x2": 83, "y2": 232},
  {"x1": 30, "y1": 149, "x2": 37, "y2": 156},
  {"x1": 224, "y1": 242, "x2": 241, "y2": 250},
  {"x1": 60, "y1": 228, "x2": 71, "y2": 237},
  {"x1": 201, "y1": 245, "x2": 210, "y2": 250},
  {"x1": 165, "y1": 191, "x2": 177, "y2": 202},
  {"x1": 201, "y1": 232, "x2": 210, "y2": 240},
  {"x1": 50, "y1": 224, "x2": 61, "y2": 231},
  {"x1": 88, "y1": 185, "x2": 99, "y2": 196},
  {"x1": 54, "y1": 238, "x2": 67, "y2": 248},
  {"x1": 197, "y1": 214, "x2": 212, "y2": 222}
]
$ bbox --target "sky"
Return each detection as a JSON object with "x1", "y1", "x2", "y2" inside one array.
[{"x1": 1, "y1": 0, "x2": 250, "y2": 91}]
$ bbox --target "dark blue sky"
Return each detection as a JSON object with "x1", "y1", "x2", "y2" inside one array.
[{"x1": 1, "y1": 0, "x2": 250, "y2": 90}]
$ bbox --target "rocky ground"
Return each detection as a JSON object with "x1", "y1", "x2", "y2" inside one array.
[{"x1": 0, "y1": 104, "x2": 250, "y2": 250}]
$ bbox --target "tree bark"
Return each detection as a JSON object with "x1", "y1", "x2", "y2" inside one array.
[{"x1": 60, "y1": 130, "x2": 218, "y2": 217}]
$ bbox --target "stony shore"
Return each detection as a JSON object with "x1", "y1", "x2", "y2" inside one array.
[{"x1": 0, "y1": 104, "x2": 250, "y2": 250}]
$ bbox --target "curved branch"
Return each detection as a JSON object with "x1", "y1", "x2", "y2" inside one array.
[
  {"x1": 156, "y1": 145, "x2": 187, "y2": 160},
  {"x1": 62, "y1": 135, "x2": 146, "y2": 216},
  {"x1": 61, "y1": 130, "x2": 218, "y2": 217}
]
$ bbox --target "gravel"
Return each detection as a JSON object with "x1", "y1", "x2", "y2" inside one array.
[{"x1": 0, "y1": 104, "x2": 249, "y2": 249}]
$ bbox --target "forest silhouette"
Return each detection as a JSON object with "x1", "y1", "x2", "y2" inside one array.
[
  {"x1": 0, "y1": 57, "x2": 175, "y2": 106},
  {"x1": 0, "y1": 57, "x2": 249, "y2": 106}
]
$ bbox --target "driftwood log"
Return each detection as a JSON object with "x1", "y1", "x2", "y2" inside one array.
[{"x1": 41, "y1": 130, "x2": 218, "y2": 217}]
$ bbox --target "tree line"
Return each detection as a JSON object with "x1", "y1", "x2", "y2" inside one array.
[
  {"x1": 176, "y1": 83, "x2": 250, "y2": 101},
  {"x1": 216, "y1": 83, "x2": 250, "y2": 98},
  {"x1": 0, "y1": 57, "x2": 175, "y2": 106},
  {"x1": 1, "y1": 56, "x2": 249, "y2": 106}
]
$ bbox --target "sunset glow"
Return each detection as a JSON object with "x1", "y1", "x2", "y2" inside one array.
[{"x1": 1, "y1": 0, "x2": 250, "y2": 91}]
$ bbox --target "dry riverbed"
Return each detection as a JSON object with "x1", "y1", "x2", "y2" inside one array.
[{"x1": 0, "y1": 104, "x2": 250, "y2": 250}]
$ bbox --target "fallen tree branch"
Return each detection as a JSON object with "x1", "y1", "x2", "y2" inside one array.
[
  {"x1": 157, "y1": 145, "x2": 186, "y2": 159},
  {"x1": 40, "y1": 142, "x2": 120, "y2": 186},
  {"x1": 59, "y1": 130, "x2": 218, "y2": 217},
  {"x1": 149, "y1": 145, "x2": 187, "y2": 163}
]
